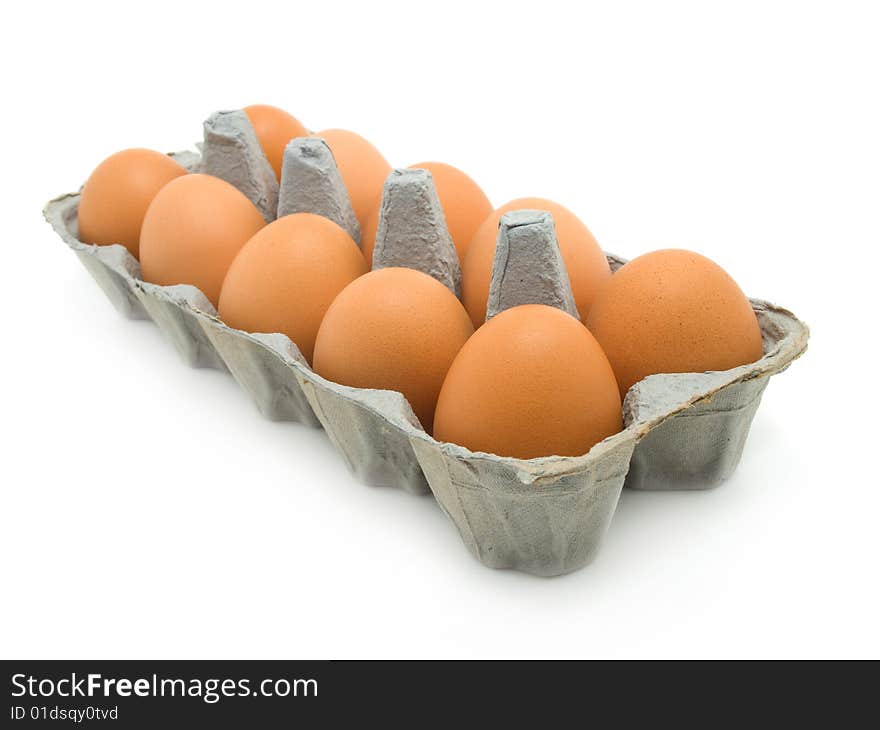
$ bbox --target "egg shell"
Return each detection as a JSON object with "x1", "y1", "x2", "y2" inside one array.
[
  {"x1": 77, "y1": 149, "x2": 187, "y2": 259},
  {"x1": 462, "y1": 197, "x2": 611, "y2": 327},
  {"x1": 313, "y1": 267, "x2": 474, "y2": 433},
  {"x1": 218, "y1": 213, "x2": 367, "y2": 364},
  {"x1": 586, "y1": 248, "x2": 765, "y2": 397},
  {"x1": 434, "y1": 304, "x2": 622, "y2": 459},
  {"x1": 244, "y1": 104, "x2": 308, "y2": 182},
  {"x1": 139, "y1": 174, "x2": 265, "y2": 307},
  {"x1": 362, "y1": 161, "x2": 492, "y2": 265},
  {"x1": 314, "y1": 129, "x2": 391, "y2": 228}
]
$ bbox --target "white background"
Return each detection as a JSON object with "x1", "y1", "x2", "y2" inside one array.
[{"x1": 2, "y1": 0, "x2": 877, "y2": 659}]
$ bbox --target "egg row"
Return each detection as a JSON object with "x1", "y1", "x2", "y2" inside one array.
[{"x1": 75, "y1": 105, "x2": 763, "y2": 460}]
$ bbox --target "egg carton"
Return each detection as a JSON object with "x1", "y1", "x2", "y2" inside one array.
[{"x1": 43, "y1": 125, "x2": 808, "y2": 576}]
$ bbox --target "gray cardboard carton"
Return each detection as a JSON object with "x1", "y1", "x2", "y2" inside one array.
[{"x1": 44, "y1": 148, "x2": 808, "y2": 576}]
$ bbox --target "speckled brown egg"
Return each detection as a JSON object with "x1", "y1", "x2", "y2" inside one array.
[
  {"x1": 77, "y1": 148, "x2": 187, "y2": 259},
  {"x1": 586, "y1": 248, "x2": 764, "y2": 398},
  {"x1": 244, "y1": 104, "x2": 308, "y2": 181},
  {"x1": 139, "y1": 174, "x2": 265, "y2": 307},
  {"x1": 433, "y1": 304, "x2": 622, "y2": 459},
  {"x1": 218, "y1": 213, "x2": 367, "y2": 364},
  {"x1": 313, "y1": 268, "x2": 474, "y2": 433},
  {"x1": 462, "y1": 198, "x2": 611, "y2": 327}
]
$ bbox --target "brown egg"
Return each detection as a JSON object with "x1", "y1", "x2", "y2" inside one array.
[
  {"x1": 218, "y1": 213, "x2": 367, "y2": 364},
  {"x1": 77, "y1": 148, "x2": 187, "y2": 259},
  {"x1": 314, "y1": 129, "x2": 391, "y2": 228},
  {"x1": 361, "y1": 161, "x2": 493, "y2": 265},
  {"x1": 313, "y1": 268, "x2": 474, "y2": 432},
  {"x1": 139, "y1": 174, "x2": 265, "y2": 307},
  {"x1": 434, "y1": 304, "x2": 622, "y2": 459},
  {"x1": 586, "y1": 249, "x2": 764, "y2": 397},
  {"x1": 244, "y1": 104, "x2": 308, "y2": 182},
  {"x1": 462, "y1": 198, "x2": 611, "y2": 327}
]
